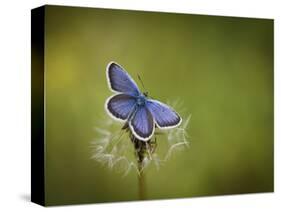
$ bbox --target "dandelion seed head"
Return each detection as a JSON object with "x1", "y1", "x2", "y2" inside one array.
[{"x1": 91, "y1": 99, "x2": 190, "y2": 176}]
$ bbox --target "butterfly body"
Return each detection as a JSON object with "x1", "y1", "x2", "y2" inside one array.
[
  {"x1": 105, "y1": 62, "x2": 182, "y2": 141},
  {"x1": 136, "y1": 95, "x2": 147, "y2": 107}
]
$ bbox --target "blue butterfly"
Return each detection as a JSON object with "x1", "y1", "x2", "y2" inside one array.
[{"x1": 105, "y1": 62, "x2": 182, "y2": 141}]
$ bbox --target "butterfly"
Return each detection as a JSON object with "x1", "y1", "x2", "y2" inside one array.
[{"x1": 105, "y1": 62, "x2": 182, "y2": 141}]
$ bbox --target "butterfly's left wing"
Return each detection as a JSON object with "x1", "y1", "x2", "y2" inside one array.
[
  {"x1": 107, "y1": 62, "x2": 141, "y2": 96},
  {"x1": 129, "y1": 106, "x2": 155, "y2": 141},
  {"x1": 106, "y1": 94, "x2": 137, "y2": 121},
  {"x1": 146, "y1": 100, "x2": 182, "y2": 129}
]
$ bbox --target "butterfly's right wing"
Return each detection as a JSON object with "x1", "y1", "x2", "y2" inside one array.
[
  {"x1": 106, "y1": 62, "x2": 141, "y2": 96},
  {"x1": 105, "y1": 94, "x2": 137, "y2": 121},
  {"x1": 146, "y1": 99, "x2": 182, "y2": 129}
]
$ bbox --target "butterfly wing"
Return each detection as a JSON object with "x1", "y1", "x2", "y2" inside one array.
[
  {"x1": 129, "y1": 106, "x2": 155, "y2": 141},
  {"x1": 107, "y1": 62, "x2": 141, "y2": 96},
  {"x1": 105, "y1": 94, "x2": 137, "y2": 121},
  {"x1": 146, "y1": 100, "x2": 182, "y2": 129}
]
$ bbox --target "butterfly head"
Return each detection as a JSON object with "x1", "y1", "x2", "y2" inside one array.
[{"x1": 143, "y1": 91, "x2": 148, "y2": 97}]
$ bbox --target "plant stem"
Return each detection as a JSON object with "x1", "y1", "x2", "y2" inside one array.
[
  {"x1": 128, "y1": 131, "x2": 148, "y2": 200},
  {"x1": 138, "y1": 161, "x2": 146, "y2": 200}
]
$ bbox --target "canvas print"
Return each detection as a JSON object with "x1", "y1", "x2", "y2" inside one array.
[{"x1": 31, "y1": 5, "x2": 274, "y2": 206}]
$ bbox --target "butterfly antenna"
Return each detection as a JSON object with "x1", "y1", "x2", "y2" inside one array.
[
  {"x1": 137, "y1": 74, "x2": 154, "y2": 98},
  {"x1": 137, "y1": 74, "x2": 146, "y2": 92}
]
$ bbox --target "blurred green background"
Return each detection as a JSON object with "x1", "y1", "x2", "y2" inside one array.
[{"x1": 44, "y1": 5, "x2": 273, "y2": 205}]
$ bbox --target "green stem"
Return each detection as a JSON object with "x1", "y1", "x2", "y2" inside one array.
[
  {"x1": 138, "y1": 161, "x2": 146, "y2": 200},
  {"x1": 129, "y1": 131, "x2": 147, "y2": 200}
]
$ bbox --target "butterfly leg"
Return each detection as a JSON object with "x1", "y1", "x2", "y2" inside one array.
[{"x1": 121, "y1": 122, "x2": 129, "y2": 131}]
